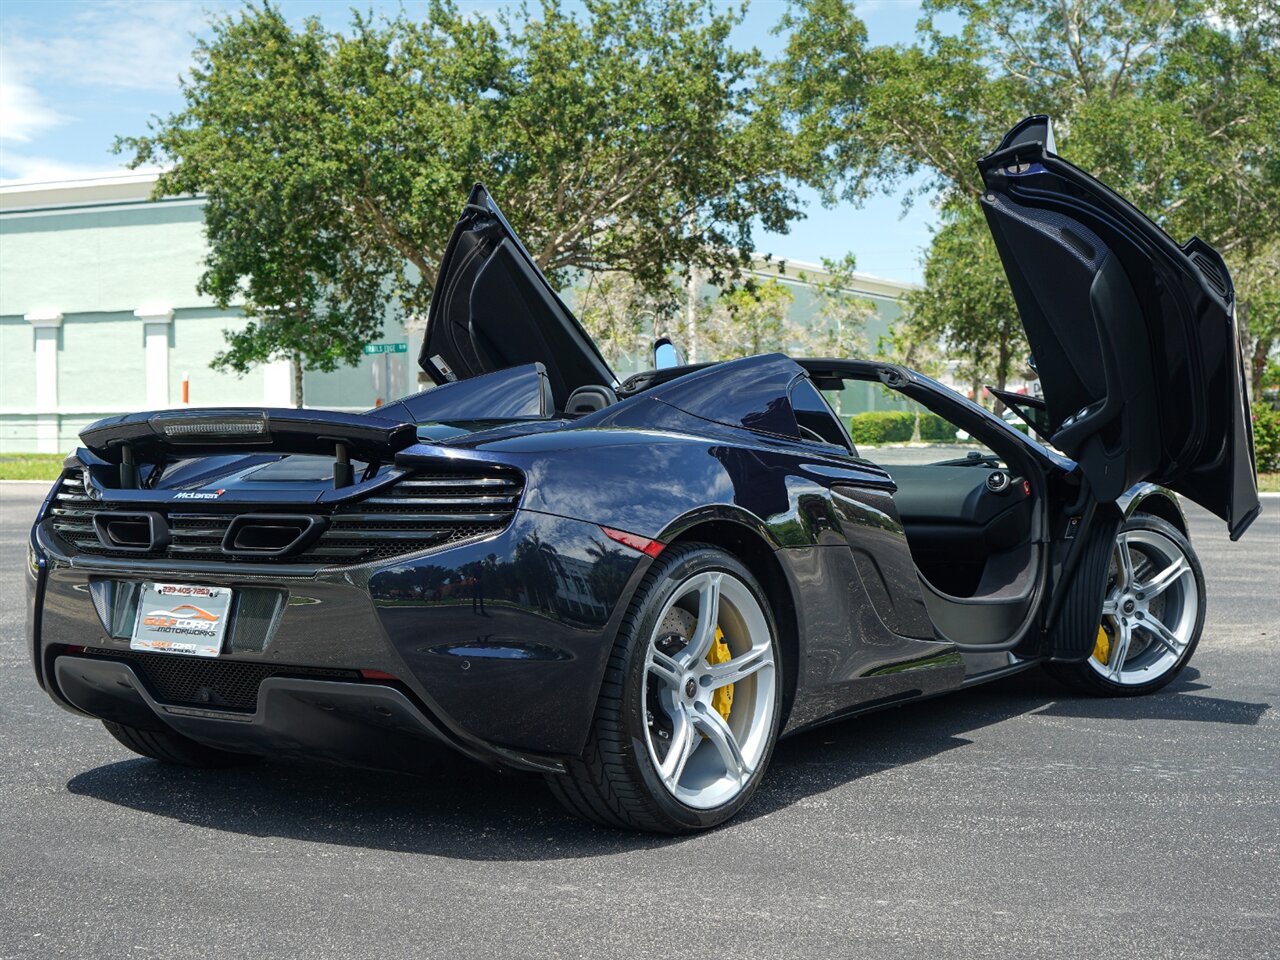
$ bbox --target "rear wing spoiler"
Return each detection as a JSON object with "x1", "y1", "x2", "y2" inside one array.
[{"x1": 80, "y1": 408, "x2": 417, "y2": 488}]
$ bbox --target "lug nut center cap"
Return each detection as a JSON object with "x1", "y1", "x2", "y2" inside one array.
[
  {"x1": 1122, "y1": 599, "x2": 1136, "y2": 615},
  {"x1": 685, "y1": 678, "x2": 697, "y2": 699}
]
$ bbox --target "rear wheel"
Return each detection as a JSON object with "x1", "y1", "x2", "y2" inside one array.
[
  {"x1": 547, "y1": 544, "x2": 782, "y2": 833},
  {"x1": 1047, "y1": 514, "x2": 1205, "y2": 696},
  {"x1": 102, "y1": 721, "x2": 260, "y2": 768}
]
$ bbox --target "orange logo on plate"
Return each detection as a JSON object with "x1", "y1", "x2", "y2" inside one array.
[
  {"x1": 141, "y1": 604, "x2": 222, "y2": 628},
  {"x1": 167, "y1": 604, "x2": 220, "y2": 621}
]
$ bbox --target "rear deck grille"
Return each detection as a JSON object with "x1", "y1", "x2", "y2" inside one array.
[
  {"x1": 82, "y1": 647, "x2": 358, "y2": 712},
  {"x1": 48, "y1": 466, "x2": 523, "y2": 567}
]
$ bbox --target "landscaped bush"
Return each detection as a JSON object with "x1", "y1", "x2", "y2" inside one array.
[
  {"x1": 1253, "y1": 404, "x2": 1280, "y2": 473},
  {"x1": 917, "y1": 413, "x2": 959, "y2": 443},
  {"x1": 848, "y1": 411, "x2": 916, "y2": 445}
]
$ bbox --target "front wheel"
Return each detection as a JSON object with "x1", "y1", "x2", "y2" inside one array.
[
  {"x1": 1047, "y1": 514, "x2": 1206, "y2": 696},
  {"x1": 547, "y1": 544, "x2": 782, "y2": 833}
]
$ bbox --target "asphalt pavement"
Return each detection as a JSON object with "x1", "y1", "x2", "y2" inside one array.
[{"x1": 1, "y1": 481, "x2": 1276, "y2": 959}]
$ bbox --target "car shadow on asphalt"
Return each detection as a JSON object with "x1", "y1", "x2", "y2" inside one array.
[
  {"x1": 65, "y1": 665, "x2": 1268, "y2": 860},
  {"x1": 1031, "y1": 668, "x2": 1271, "y2": 725}
]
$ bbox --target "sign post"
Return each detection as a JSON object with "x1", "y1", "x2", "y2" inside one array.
[{"x1": 363, "y1": 342, "x2": 408, "y2": 406}]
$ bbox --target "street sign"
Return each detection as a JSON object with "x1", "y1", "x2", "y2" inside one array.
[{"x1": 363, "y1": 342, "x2": 408, "y2": 355}]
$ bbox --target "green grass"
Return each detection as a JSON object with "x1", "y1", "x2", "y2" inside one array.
[
  {"x1": 1259, "y1": 472, "x2": 1280, "y2": 493},
  {"x1": 0, "y1": 454, "x2": 65, "y2": 482}
]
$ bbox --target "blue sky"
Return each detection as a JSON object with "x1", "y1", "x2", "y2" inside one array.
[{"x1": 0, "y1": 0, "x2": 938, "y2": 281}]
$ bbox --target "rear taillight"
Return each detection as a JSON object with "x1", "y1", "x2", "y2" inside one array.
[{"x1": 601, "y1": 526, "x2": 665, "y2": 558}]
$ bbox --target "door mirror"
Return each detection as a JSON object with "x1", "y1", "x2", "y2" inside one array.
[{"x1": 652, "y1": 337, "x2": 683, "y2": 370}]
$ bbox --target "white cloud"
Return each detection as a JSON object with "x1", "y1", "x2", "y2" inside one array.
[
  {"x1": 0, "y1": 0, "x2": 218, "y2": 170},
  {"x1": 2, "y1": 0, "x2": 219, "y2": 93},
  {"x1": 0, "y1": 80, "x2": 69, "y2": 143}
]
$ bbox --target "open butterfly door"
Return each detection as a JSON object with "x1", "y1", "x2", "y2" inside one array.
[{"x1": 978, "y1": 117, "x2": 1259, "y2": 540}]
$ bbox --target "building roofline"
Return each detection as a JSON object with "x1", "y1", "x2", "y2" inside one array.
[
  {"x1": 0, "y1": 174, "x2": 921, "y2": 295},
  {"x1": 748, "y1": 256, "x2": 920, "y2": 297},
  {"x1": 0, "y1": 171, "x2": 165, "y2": 212},
  {"x1": 0, "y1": 170, "x2": 161, "y2": 191}
]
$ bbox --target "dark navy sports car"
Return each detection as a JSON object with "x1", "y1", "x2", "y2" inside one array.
[{"x1": 27, "y1": 117, "x2": 1259, "y2": 832}]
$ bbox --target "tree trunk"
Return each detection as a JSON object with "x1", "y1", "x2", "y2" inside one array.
[
  {"x1": 1238, "y1": 299, "x2": 1270, "y2": 406},
  {"x1": 292, "y1": 352, "x2": 304, "y2": 409},
  {"x1": 684, "y1": 266, "x2": 704, "y2": 364},
  {"x1": 1239, "y1": 299, "x2": 1255, "y2": 403},
  {"x1": 1251, "y1": 336, "x2": 1271, "y2": 407}
]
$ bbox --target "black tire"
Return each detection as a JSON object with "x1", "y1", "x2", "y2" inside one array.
[
  {"x1": 1046, "y1": 513, "x2": 1206, "y2": 697},
  {"x1": 546, "y1": 543, "x2": 783, "y2": 834},
  {"x1": 102, "y1": 720, "x2": 260, "y2": 768}
]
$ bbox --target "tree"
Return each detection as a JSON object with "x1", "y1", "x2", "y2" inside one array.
[
  {"x1": 905, "y1": 206, "x2": 1024, "y2": 407},
  {"x1": 1235, "y1": 241, "x2": 1280, "y2": 404},
  {"x1": 574, "y1": 272, "x2": 680, "y2": 372},
  {"x1": 780, "y1": 0, "x2": 1280, "y2": 406},
  {"x1": 119, "y1": 0, "x2": 801, "y2": 406},
  {"x1": 674, "y1": 255, "x2": 875, "y2": 370},
  {"x1": 795, "y1": 254, "x2": 875, "y2": 358},
  {"x1": 703, "y1": 279, "x2": 798, "y2": 361}
]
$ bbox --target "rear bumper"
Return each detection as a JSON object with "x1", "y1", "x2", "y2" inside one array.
[
  {"x1": 54, "y1": 655, "x2": 489, "y2": 774},
  {"x1": 28, "y1": 508, "x2": 648, "y2": 772}
]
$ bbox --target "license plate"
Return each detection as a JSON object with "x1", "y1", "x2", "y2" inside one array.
[{"x1": 131, "y1": 582, "x2": 233, "y2": 657}]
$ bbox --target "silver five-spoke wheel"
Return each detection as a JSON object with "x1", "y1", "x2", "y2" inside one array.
[
  {"x1": 642, "y1": 570, "x2": 777, "y2": 810},
  {"x1": 1088, "y1": 522, "x2": 1201, "y2": 686},
  {"x1": 549, "y1": 544, "x2": 783, "y2": 833}
]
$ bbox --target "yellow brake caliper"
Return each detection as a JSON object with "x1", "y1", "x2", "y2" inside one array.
[
  {"x1": 1093, "y1": 624, "x2": 1111, "y2": 665},
  {"x1": 705, "y1": 626, "x2": 734, "y2": 722}
]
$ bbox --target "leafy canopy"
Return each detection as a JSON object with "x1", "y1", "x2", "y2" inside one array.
[
  {"x1": 704, "y1": 278, "x2": 799, "y2": 360},
  {"x1": 794, "y1": 254, "x2": 876, "y2": 359},
  {"x1": 905, "y1": 206, "x2": 1025, "y2": 397},
  {"x1": 119, "y1": 0, "x2": 801, "y2": 398},
  {"x1": 781, "y1": 0, "x2": 1280, "y2": 401},
  {"x1": 574, "y1": 271, "x2": 681, "y2": 372}
]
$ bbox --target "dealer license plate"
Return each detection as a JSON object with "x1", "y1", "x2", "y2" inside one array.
[{"x1": 131, "y1": 582, "x2": 233, "y2": 658}]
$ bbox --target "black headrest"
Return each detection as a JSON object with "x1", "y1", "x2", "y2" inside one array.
[{"x1": 565, "y1": 384, "x2": 617, "y2": 416}]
